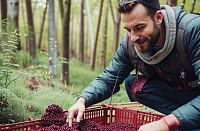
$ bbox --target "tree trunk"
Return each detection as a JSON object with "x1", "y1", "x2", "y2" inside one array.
[
  {"x1": 25, "y1": 0, "x2": 37, "y2": 61},
  {"x1": 58, "y1": 0, "x2": 64, "y2": 25},
  {"x1": 113, "y1": 13, "x2": 120, "y2": 55},
  {"x1": 7, "y1": 0, "x2": 21, "y2": 51},
  {"x1": 90, "y1": 0, "x2": 104, "y2": 70},
  {"x1": 181, "y1": 0, "x2": 186, "y2": 9},
  {"x1": 108, "y1": 0, "x2": 121, "y2": 55},
  {"x1": 1, "y1": 0, "x2": 7, "y2": 25},
  {"x1": 79, "y1": 0, "x2": 84, "y2": 62},
  {"x1": 189, "y1": 0, "x2": 196, "y2": 13},
  {"x1": 101, "y1": 3, "x2": 108, "y2": 69},
  {"x1": 0, "y1": 0, "x2": 7, "y2": 52},
  {"x1": 166, "y1": 0, "x2": 177, "y2": 6},
  {"x1": 48, "y1": 0, "x2": 57, "y2": 76},
  {"x1": 60, "y1": 0, "x2": 71, "y2": 84},
  {"x1": 70, "y1": 12, "x2": 75, "y2": 58},
  {"x1": 85, "y1": 0, "x2": 94, "y2": 67},
  {"x1": 38, "y1": 0, "x2": 48, "y2": 49}
]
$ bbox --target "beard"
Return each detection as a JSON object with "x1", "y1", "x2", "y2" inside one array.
[{"x1": 136, "y1": 23, "x2": 160, "y2": 53}]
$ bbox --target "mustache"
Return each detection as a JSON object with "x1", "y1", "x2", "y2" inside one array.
[{"x1": 135, "y1": 38, "x2": 146, "y2": 44}]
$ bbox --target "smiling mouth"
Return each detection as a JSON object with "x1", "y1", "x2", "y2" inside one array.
[{"x1": 136, "y1": 40, "x2": 146, "y2": 45}]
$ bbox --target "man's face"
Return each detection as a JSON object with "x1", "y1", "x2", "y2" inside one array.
[{"x1": 121, "y1": 3, "x2": 160, "y2": 53}]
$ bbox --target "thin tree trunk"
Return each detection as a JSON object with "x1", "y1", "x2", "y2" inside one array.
[
  {"x1": 7, "y1": 0, "x2": 21, "y2": 51},
  {"x1": 58, "y1": 0, "x2": 64, "y2": 25},
  {"x1": 13, "y1": 0, "x2": 21, "y2": 50},
  {"x1": 90, "y1": 0, "x2": 103, "y2": 70},
  {"x1": 25, "y1": 0, "x2": 37, "y2": 61},
  {"x1": 79, "y1": 0, "x2": 84, "y2": 62},
  {"x1": 21, "y1": 0, "x2": 28, "y2": 51},
  {"x1": 108, "y1": 0, "x2": 121, "y2": 55},
  {"x1": 0, "y1": 0, "x2": 7, "y2": 52},
  {"x1": 181, "y1": 0, "x2": 186, "y2": 9},
  {"x1": 60, "y1": 0, "x2": 71, "y2": 84},
  {"x1": 38, "y1": 0, "x2": 48, "y2": 49},
  {"x1": 189, "y1": 0, "x2": 196, "y2": 13},
  {"x1": 85, "y1": 19, "x2": 89, "y2": 63},
  {"x1": 113, "y1": 13, "x2": 120, "y2": 54},
  {"x1": 101, "y1": 3, "x2": 108, "y2": 69},
  {"x1": 48, "y1": 0, "x2": 57, "y2": 76},
  {"x1": 166, "y1": 0, "x2": 177, "y2": 6},
  {"x1": 70, "y1": 12, "x2": 74, "y2": 58},
  {"x1": 1, "y1": 0, "x2": 7, "y2": 25},
  {"x1": 85, "y1": 0, "x2": 94, "y2": 67}
]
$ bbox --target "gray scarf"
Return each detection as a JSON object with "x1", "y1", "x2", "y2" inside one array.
[{"x1": 135, "y1": 5, "x2": 176, "y2": 65}]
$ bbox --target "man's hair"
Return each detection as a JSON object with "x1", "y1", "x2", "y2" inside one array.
[
  {"x1": 117, "y1": 0, "x2": 158, "y2": 19},
  {"x1": 117, "y1": 0, "x2": 139, "y2": 13}
]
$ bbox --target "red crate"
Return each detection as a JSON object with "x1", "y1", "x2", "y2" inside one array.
[
  {"x1": 0, "y1": 104, "x2": 164, "y2": 131},
  {"x1": 0, "y1": 120, "x2": 42, "y2": 131}
]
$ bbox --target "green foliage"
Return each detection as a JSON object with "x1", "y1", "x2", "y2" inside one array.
[
  {"x1": 0, "y1": 27, "x2": 20, "y2": 88},
  {"x1": 0, "y1": 27, "x2": 24, "y2": 123},
  {"x1": 7, "y1": 80, "x2": 77, "y2": 120},
  {"x1": 0, "y1": 87, "x2": 30, "y2": 123},
  {"x1": 15, "y1": 50, "x2": 30, "y2": 68},
  {"x1": 0, "y1": 26, "x2": 52, "y2": 123},
  {"x1": 15, "y1": 50, "x2": 49, "y2": 69}
]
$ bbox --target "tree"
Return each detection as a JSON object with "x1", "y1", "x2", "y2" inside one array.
[
  {"x1": 60, "y1": 0, "x2": 71, "y2": 84},
  {"x1": 181, "y1": 0, "x2": 186, "y2": 9},
  {"x1": 189, "y1": 0, "x2": 196, "y2": 13},
  {"x1": 108, "y1": 0, "x2": 121, "y2": 55},
  {"x1": 101, "y1": 2, "x2": 109, "y2": 69},
  {"x1": 48, "y1": 0, "x2": 57, "y2": 76},
  {"x1": 0, "y1": 0, "x2": 7, "y2": 25},
  {"x1": 79, "y1": 0, "x2": 84, "y2": 62},
  {"x1": 85, "y1": 0, "x2": 94, "y2": 64},
  {"x1": 38, "y1": 0, "x2": 49, "y2": 50},
  {"x1": 166, "y1": 0, "x2": 177, "y2": 6},
  {"x1": 58, "y1": 0, "x2": 64, "y2": 25},
  {"x1": 25, "y1": 0, "x2": 37, "y2": 62},
  {"x1": 7, "y1": 0, "x2": 21, "y2": 51},
  {"x1": 90, "y1": 0, "x2": 104, "y2": 70},
  {"x1": 0, "y1": 0, "x2": 7, "y2": 53}
]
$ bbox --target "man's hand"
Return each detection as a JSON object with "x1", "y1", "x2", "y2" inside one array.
[
  {"x1": 67, "y1": 97, "x2": 86, "y2": 127},
  {"x1": 138, "y1": 119, "x2": 169, "y2": 131},
  {"x1": 138, "y1": 114, "x2": 180, "y2": 131}
]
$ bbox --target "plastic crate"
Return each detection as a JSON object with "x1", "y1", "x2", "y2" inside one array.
[
  {"x1": 0, "y1": 104, "x2": 164, "y2": 131},
  {"x1": 0, "y1": 120, "x2": 42, "y2": 131}
]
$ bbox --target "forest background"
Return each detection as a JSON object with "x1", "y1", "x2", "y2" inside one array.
[{"x1": 0, "y1": 0, "x2": 200, "y2": 124}]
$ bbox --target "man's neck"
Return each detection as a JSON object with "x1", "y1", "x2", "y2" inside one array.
[{"x1": 155, "y1": 21, "x2": 166, "y2": 46}]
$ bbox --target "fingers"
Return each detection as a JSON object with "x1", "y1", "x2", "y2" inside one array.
[
  {"x1": 76, "y1": 109, "x2": 84, "y2": 122},
  {"x1": 67, "y1": 106, "x2": 85, "y2": 127},
  {"x1": 67, "y1": 109, "x2": 77, "y2": 127},
  {"x1": 67, "y1": 98, "x2": 86, "y2": 127},
  {"x1": 67, "y1": 112, "x2": 74, "y2": 127}
]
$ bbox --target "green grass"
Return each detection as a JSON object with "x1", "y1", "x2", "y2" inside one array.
[{"x1": 2, "y1": 56, "x2": 130, "y2": 122}]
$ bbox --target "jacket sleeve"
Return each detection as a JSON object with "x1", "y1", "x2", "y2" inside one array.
[
  {"x1": 78, "y1": 34, "x2": 134, "y2": 108},
  {"x1": 172, "y1": 15, "x2": 200, "y2": 130}
]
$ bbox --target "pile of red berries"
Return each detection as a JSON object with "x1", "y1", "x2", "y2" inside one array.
[
  {"x1": 30, "y1": 104, "x2": 138, "y2": 131},
  {"x1": 79, "y1": 119, "x2": 137, "y2": 131},
  {"x1": 30, "y1": 104, "x2": 80, "y2": 131},
  {"x1": 30, "y1": 123, "x2": 80, "y2": 131},
  {"x1": 41, "y1": 104, "x2": 67, "y2": 127}
]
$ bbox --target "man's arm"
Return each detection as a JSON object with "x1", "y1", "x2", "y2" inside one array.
[
  {"x1": 172, "y1": 15, "x2": 200, "y2": 130},
  {"x1": 79, "y1": 34, "x2": 134, "y2": 107}
]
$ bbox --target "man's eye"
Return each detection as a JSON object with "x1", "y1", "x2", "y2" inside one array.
[
  {"x1": 126, "y1": 29, "x2": 131, "y2": 32},
  {"x1": 135, "y1": 26, "x2": 143, "y2": 30}
]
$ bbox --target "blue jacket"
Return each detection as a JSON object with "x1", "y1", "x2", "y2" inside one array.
[{"x1": 79, "y1": 6, "x2": 200, "y2": 130}]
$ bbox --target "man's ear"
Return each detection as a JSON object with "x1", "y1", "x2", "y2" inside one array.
[{"x1": 154, "y1": 11, "x2": 163, "y2": 24}]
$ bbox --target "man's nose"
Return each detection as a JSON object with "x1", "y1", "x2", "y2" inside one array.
[{"x1": 129, "y1": 34, "x2": 139, "y2": 42}]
